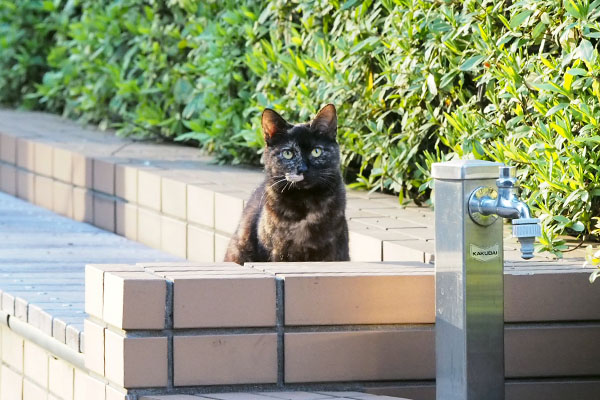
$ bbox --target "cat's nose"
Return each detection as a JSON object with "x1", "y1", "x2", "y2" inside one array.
[{"x1": 297, "y1": 163, "x2": 308, "y2": 174}]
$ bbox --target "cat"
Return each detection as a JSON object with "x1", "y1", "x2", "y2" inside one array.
[{"x1": 224, "y1": 104, "x2": 349, "y2": 264}]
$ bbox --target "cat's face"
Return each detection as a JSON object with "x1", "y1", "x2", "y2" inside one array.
[{"x1": 261, "y1": 104, "x2": 341, "y2": 191}]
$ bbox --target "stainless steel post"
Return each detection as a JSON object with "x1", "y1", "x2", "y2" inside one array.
[{"x1": 432, "y1": 160, "x2": 505, "y2": 400}]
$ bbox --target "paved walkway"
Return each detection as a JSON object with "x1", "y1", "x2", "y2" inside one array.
[
  {"x1": 0, "y1": 191, "x2": 179, "y2": 350},
  {"x1": 141, "y1": 391, "x2": 405, "y2": 399}
]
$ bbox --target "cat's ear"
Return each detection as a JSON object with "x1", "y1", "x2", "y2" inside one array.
[
  {"x1": 262, "y1": 109, "x2": 290, "y2": 142},
  {"x1": 311, "y1": 104, "x2": 337, "y2": 139}
]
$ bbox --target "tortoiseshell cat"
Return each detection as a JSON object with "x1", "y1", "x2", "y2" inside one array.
[{"x1": 224, "y1": 104, "x2": 349, "y2": 264}]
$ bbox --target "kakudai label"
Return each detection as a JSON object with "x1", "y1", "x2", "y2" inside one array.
[{"x1": 470, "y1": 244, "x2": 500, "y2": 262}]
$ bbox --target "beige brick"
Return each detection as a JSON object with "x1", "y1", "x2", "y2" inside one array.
[
  {"x1": 187, "y1": 184, "x2": 214, "y2": 228},
  {"x1": 505, "y1": 325, "x2": 600, "y2": 377},
  {"x1": 85, "y1": 264, "x2": 143, "y2": 318},
  {"x1": 73, "y1": 187, "x2": 93, "y2": 223},
  {"x1": 383, "y1": 240, "x2": 434, "y2": 263},
  {"x1": 17, "y1": 138, "x2": 35, "y2": 170},
  {"x1": 116, "y1": 201, "x2": 137, "y2": 240},
  {"x1": 285, "y1": 329, "x2": 435, "y2": 382},
  {"x1": 105, "y1": 330, "x2": 168, "y2": 388},
  {"x1": 94, "y1": 193, "x2": 116, "y2": 232},
  {"x1": 53, "y1": 180, "x2": 73, "y2": 218},
  {"x1": 53, "y1": 147, "x2": 72, "y2": 183},
  {"x1": 348, "y1": 230, "x2": 382, "y2": 261},
  {"x1": 214, "y1": 191, "x2": 245, "y2": 234},
  {"x1": 3, "y1": 326, "x2": 24, "y2": 372},
  {"x1": 23, "y1": 379, "x2": 46, "y2": 400},
  {"x1": 93, "y1": 158, "x2": 115, "y2": 195},
  {"x1": 34, "y1": 175, "x2": 54, "y2": 209},
  {"x1": 48, "y1": 357, "x2": 74, "y2": 400},
  {"x1": 84, "y1": 319, "x2": 105, "y2": 376},
  {"x1": 115, "y1": 164, "x2": 137, "y2": 202},
  {"x1": 138, "y1": 207, "x2": 161, "y2": 249},
  {"x1": 17, "y1": 169, "x2": 35, "y2": 202},
  {"x1": 161, "y1": 216, "x2": 187, "y2": 258},
  {"x1": 103, "y1": 271, "x2": 166, "y2": 330},
  {"x1": 34, "y1": 142, "x2": 53, "y2": 176},
  {"x1": 505, "y1": 272, "x2": 600, "y2": 322},
  {"x1": 74, "y1": 369, "x2": 104, "y2": 400},
  {"x1": 105, "y1": 385, "x2": 127, "y2": 400},
  {"x1": 284, "y1": 274, "x2": 434, "y2": 325},
  {"x1": 72, "y1": 153, "x2": 92, "y2": 188},
  {"x1": 187, "y1": 224, "x2": 215, "y2": 262},
  {"x1": 0, "y1": 134, "x2": 16, "y2": 163},
  {"x1": 1, "y1": 365, "x2": 23, "y2": 400},
  {"x1": 138, "y1": 169, "x2": 161, "y2": 211},
  {"x1": 506, "y1": 380, "x2": 600, "y2": 400},
  {"x1": 214, "y1": 233, "x2": 231, "y2": 262},
  {"x1": 173, "y1": 276, "x2": 275, "y2": 328},
  {"x1": 0, "y1": 163, "x2": 17, "y2": 195},
  {"x1": 173, "y1": 334, "x2": 277, "y2": 386},
  {"x1": 24, "y1": 342, "x2": 48, "y2": 387},
  {"x1": 162, "y1": 176, "x2": 186, "y2": 219}
]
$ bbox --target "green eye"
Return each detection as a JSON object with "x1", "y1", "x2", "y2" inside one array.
[
  {"x1": 282, "y1": 149, "x2": 293, "y2": 159},
  {"x1": 311, "y1": 147, "x2": 323, "y2": 157}
]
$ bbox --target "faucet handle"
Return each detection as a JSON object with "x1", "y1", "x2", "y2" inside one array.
[
  {"x1": 497, "y1": 166, "x2": 517, "y2": 188},
  {"x1": 512, "y1": 218, "x2": 541, "y2": 259},
  {"x1": 499, "y1": 166, "x2": 515, "y2": 179}
]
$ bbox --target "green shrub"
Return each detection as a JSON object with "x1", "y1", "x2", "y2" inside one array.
[{"x1": 2, "y1": 0, "x2": 600, "y2": 255}]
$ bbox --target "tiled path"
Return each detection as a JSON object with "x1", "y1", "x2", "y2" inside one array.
[
  {"x1": 141, "y1": 391, "x2": 405, "y2": 399},
  {"x1": 0, "y1": 191, "x2": 179, "y2": 351}
]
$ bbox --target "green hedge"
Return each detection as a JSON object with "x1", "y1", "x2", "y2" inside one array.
[{"x1": 2, "y1": 0, "x2": 600, "y2": 255}]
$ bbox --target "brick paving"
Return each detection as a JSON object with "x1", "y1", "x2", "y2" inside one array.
[
  {"x1": 140, "y1": 391, "x2": 407, "y2": 399},
  {"x1": 0, "y1": 191, "x2": 180, "y2": 351}
]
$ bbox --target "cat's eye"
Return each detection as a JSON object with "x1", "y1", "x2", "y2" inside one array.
[
  {"x1": 311, "y1": 147, "x2": 323, "y2": 157},
  {"x1": 282, "y1": 149, "x2": 294, "y2": 159}
]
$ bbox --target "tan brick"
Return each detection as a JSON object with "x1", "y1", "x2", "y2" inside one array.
[
  {"x1": 285, "y1": 329, "x2": 435, "y2": 382},
  {"x1": 53, "y1": 147, "x2": 72, "y2": 183},
  {"x1": 138, "y1": 169, "x2": 161, "y2": 211},
  {"x1": 0, "y1": 134, "x2": 16, "y2": 163},
  {"x1": 187, "y1": 224, "x2": 215, "y2": 262},
  {"x1": 161, "y1": 216, "x2": 187, "y2": 258},
  {"x1": 383, "y1": 240, "x2": 434, "y2": 263},
  {"x1": 74, "y1": 369, "x2": 105, "y2": 400},
  {"x1": 103, "y1": 271, "x2": 166, "y2": 330},
  {"x1": 84, "y1": 319, "x2": 105, "y2": 376},
  {"x1": 348, "y1": 230, "x2": 382, "y2": 261},
  {"x1": 116, "y1": 200, "x2": 137, "y2": 240},
  {"x1": 48, "y1": 357, "x2": 74, "y2": 400},
  {"x1": 73, "y1": 187, "x2": 93, "y2": 223},
  {"x1": 17, "y1": 138, "x2": 35, "y2": 170},
  {"x1": 3, "y1": 326, "x2": 24, "y2": 372},
  {"x1": 93, "y1": 193, "x2": 116, "y2": 232},
  {"x1": 505, "y1": 325, "x2": 600, "y2": 377},
  {"x1": 1, "y1": 365, "x2": 23, "y2": 400},
  {"x1": 187, "y1": 184, "x2": 214, "y2": 228},
  {"x1": 34, "y1": 142, "x2": 53, "y2": 176},
  {"x1": 105, "y1": 385, "x2": 127, "y2": 400},
  {"x1": 214, "y1": 191, "x2": 245, "y2": 234},
  {"x1": 0, "y1": 163, "x2": 17, "y2": 195},
  {"x1": 283, "y1": 274, "x2": 434, "y2": 325},
  {"x1": 138, "y1": 207, "x2": 161, "y2": 249},
  {"x1": 93, "y1": 158, "x2": 115, "y2": 195},
  {"x1": 85, "y1": 264, "x2": 143, "y2": 318},
  {"x1": 23, "y1": 379, "x2": 46, "y2": 400},
  {"x1": 17, "y1": 169, "x2": 35, "y2": 202},
  {"x1": 53, "y1": 180, "x2": 73, "y2": 218},
  {"x1": 115, "y1": 163, "x2": 137, "y2": 202},
  {"x1": 34, "y1": 175, "x2": 54, "y2": 209},
  {"x1": 173, "y1": 334, "x2": 277, "y2": 386},
  {"x1": 505, "y1": 380, "x2": 600, "y2": 400},
  {"x1": 72, "y1": 153, "x2": 93, "y2": 188},
  {"x1": 24, "y1": 342, "x2": 48, "y2": 387},
  {"x1": 162, "y1": 176, "x2": 186, "y2": 219},
  {"x1": 105, "y1": 330, "x2": 168, "y2": 388},
  {"x1": 505, "y1": 272, "x2": 600, "y2": 322},
  {"x1": 214, "y1": 233, "x2": 231, "y2": 262},
  {"x1": 173, "y1": 275, "x2": 275, "y2": 328}
]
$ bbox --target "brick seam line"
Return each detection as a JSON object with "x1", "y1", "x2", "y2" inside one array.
[
  {"x1": 275, "y1": 276, "x2": 285, "y2": 388},
  {"x1": 165, "y1": 279, "x2": 174, "y2": 390}
]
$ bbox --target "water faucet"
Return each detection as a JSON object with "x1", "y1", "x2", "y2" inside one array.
[{"x1": 468, "y1": 165, "x2": 541, "y2": 259}]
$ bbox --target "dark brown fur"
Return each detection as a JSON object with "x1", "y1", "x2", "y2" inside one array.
[{"x1": 224, "y1": 105, "x2": 349, "y2": 264}]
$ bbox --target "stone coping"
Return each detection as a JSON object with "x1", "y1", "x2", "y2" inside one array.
[
  {"x1": 0, "y1": 108, "x2": 588, "y2": 265},
  {"x1": 0, "y1": 191, "x2": 180, "y2": 353}
]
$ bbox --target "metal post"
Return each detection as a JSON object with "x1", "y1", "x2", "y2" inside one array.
[{"x1": 432, "y1": 160, "x2": 505, "y2": 400}]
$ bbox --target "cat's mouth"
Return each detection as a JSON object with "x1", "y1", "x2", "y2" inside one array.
[{"x1": 285, "y1": 173, "x2": 304, "y2": 182}]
